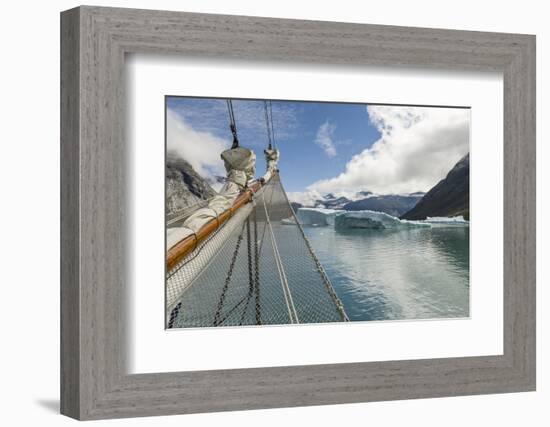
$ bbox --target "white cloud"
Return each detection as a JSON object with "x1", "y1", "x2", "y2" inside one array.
[
  {"x1": 166, "y1": 109, "x2": 229, "y2": 180},
  {"x1": 315, "y1": 121, "x2": 337, "y2": 157},
  {"x1": 287, "y1": 188, "x2": 376, "y2": 207},
  {"x1": 287, "y1": 190, "x2": 322, "y2": 207},
  {"x1": 308, "y1": 105, "x2": 470, "y2": 195}
]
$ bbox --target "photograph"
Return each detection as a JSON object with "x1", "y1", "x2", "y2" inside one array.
[{"x1": 165, "y1": 97, "x2": 470, "y2": 329}]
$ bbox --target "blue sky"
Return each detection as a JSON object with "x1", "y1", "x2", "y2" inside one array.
[{"x1": 166, "y1": 97, "x2": 470, "y2": 203}]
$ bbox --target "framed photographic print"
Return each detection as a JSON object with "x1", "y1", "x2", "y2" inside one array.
[{"x1": 61, "y1": 6, "x2": 536, "y2": 420}]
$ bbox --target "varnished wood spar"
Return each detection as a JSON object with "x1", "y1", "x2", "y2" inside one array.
[{"x1": 166, "y1": 178, "x2": 267, "y2": 271}]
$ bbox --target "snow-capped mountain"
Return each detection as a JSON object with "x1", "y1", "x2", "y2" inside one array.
[
  {"x1": 314, "y1": 193, "x2": 353, "y2": 209},
  {"x1": 311, "y1": 191, "x2": 425, "y2": 217}
]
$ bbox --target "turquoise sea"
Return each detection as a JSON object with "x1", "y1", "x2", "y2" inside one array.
[{"x1": 304, "y1": 225, "x2": 470, "y2": 321}]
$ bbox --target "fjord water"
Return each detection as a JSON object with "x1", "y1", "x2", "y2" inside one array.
[{"x1": 304, "y1": 226, "x2": 470, "y2": 321}]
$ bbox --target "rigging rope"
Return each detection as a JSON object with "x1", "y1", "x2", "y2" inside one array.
[
  {"x1": 213, "y1": 220, "x2": 245, "y2": 326},
  {"x1": 269, "y1": 100, "x2": 276, "y2": 150},
  {"x1": 253, "y1": 208, "x2": 261, "y2": 325},
  {"x1": 238, "y1": 217, "x2": 255, "y2": 325},
  {"x1": 211, "y1": 208, "x2": 263, "y2": 327},
  {"x1": 226, "y1": 99, "x2": 239, "y2": 149},
  {"x1": 281, "y1": 186, "x2": 349, "y2": 322},
  {"x1": 263, "y1": 100, "x2": 274, "y2": 150},
  {"x1": 262, "y1": 190, "x2": 299, "y2": 323}
]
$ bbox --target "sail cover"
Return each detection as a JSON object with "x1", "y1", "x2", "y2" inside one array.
[{"x1": 167, "y1": 147, "x2": 256, "y2": 250}]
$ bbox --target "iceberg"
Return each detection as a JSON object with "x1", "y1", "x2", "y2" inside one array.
[
  {"x1": 425, "y1": 215, "x2": 468, "y2": 223},
  {"x1": 295, "y1": 208, "x2": 469, "y2": 231},
  {"x1": 296, "y1": 207, "x2": 339, "y2": 226},
  {"x1": 296, "y1": 207, "x2": 430, "y2": 230},
  {"x1": 334, "y1": 210, "x2": 430, "y2": 230},
  {"x1": 424, "y1": 216, "x2": 469, "y2": 226}
]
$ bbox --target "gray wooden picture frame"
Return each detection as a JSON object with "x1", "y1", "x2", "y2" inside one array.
[{"x1": 60, "y1": 5, "x2": 536, "y2": 420}]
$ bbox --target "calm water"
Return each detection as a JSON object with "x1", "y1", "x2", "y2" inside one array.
[{"x1": 304, "y1": 226, "x2": 470, "y2": 321}]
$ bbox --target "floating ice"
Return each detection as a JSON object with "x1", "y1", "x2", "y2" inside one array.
[
  {"x1": 424, "y1": 215, "x2": 469, "y2": 225},
  {"x1": 296, "y1": 208, "x2": 429, "y2": 230},
  {"x1": 295, "y1": 208, "x2": 470, "y2": 230},
  {"x1": 422, "y1": 216, "x2": 469, "y2": 227},
  {"x1": 296, "y1": 207, "x2": 339, "y2": 226},
  {"x1": 334, "y1": 210, "x2": 430, "y2": 230}
]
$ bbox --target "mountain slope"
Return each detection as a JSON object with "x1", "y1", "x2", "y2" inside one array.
[
  {"x1": 310, "y1": 191, "x2": 423, "y2": 216},
  {"x1": 401, "y1": 153, "x2": 469, "y2": 220},
  {"x1": 315, "y1": 193, "x2": 352, "y2": 209},
  {"x1": 166, "y1": 155, "x2": 217, "y2": 215}
]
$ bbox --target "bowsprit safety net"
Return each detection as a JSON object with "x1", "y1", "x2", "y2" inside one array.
[{"x1": 166, "y1": 174, "x2": 348, "y2": 328}]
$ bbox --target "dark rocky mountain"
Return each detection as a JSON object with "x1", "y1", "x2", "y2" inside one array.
[
  {"x1": 343, "y1": 194, "x2": 424, "y2": 217},
  {"x1": 166, "y1": 154, "x2": 217, "y2": 216},
  {"x1": 401, "y1": 153, "x2": 469, "y2": 220}
]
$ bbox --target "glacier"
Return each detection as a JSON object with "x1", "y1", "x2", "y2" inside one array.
[
  {"x1": 296, "y1": 208, "x2": 468, "y2": 230},
  {"x1": 334, "y1": 210, "x2": 430, "y2": 230},
  {"x1": 296, "y1": 207, "x2": 339, "y2": 226},
  {"x1": 424, "y1": 215, "x2": 469, "y2": 225}
]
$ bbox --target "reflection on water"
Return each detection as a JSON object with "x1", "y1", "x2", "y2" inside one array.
[{"x1": 304, "y1": 226, "x2": 470, "y2": 321}]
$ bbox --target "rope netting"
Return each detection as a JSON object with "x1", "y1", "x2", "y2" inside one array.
[{"x1": 166, "y1": 175, "x2": 348, "y2": 328}]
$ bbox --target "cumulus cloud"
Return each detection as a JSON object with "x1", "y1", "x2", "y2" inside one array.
[
  {"x1": 315, "y1": 121, "x2": 337, "y2": 157},
  {"x1": 308, "y1": 105, "x2": 470, "y2": 195},
  {"x1": 166, "y1": 109, "x2": 229, "y2": 180},
  {"x1": 287, "y1": 189, "x2": 323, "y2": 207}
]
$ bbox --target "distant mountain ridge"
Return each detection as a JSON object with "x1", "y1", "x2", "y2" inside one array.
[
  {"x1": 343, "y1": 194, "x2": 424, "y2": 217},
  {"x1": 401, "y1": 153, "x2": 469, "y2": 220},
  {"x1": 164, "y1": 152, "x2": 467, "y2": 221},
  {"x1": 305, "y1": 191, "x2": 425, "y2": 217},
  {"x1": 316, "y1": 193, "x2": 353, "y2": 209}
]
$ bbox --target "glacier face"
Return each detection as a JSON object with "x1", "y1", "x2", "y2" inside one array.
[
  {"x1": 296, "y1": 207, "x2": 339, "y2": 226},
  {"x1": 334, "y1": 210, "x2": 430, "y2": 230},
  {"x1": 425, "y1": 215, "x2": 468, "y2": 223},
  {"x1": 296, "y1": 207, "x2": 468, "y2": 230}
]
